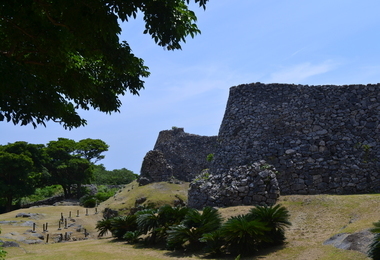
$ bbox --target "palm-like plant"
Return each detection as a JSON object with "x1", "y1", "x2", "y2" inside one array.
[
  {"x1": 136, "y1": 208, "x2": 160, "y2": 243},
  {"x1": 110, "y1": 215, "x2": 138, "y2": 239},
  {"x1": 167, "y1": 206, "x2": 222, "y2": 250},
  {"x1": 199, "y1": 229, "x2": 226, "y2": 255},
  {"x1": 247, "y1": 204, "x2": 291, "y2": 246},
  {"x1": 220, "y1": 215, "x2": 270, "y2": 255},
  {"x1": 368, "y1": 220, "x2": 380, "y2": 259},
  {"x1": 123, "y1": 230, "x2": 143, "y2": 244},
  {"x1": 96, "y1": 218, "x2": 113, "y2": 237},
  {"x1": 136, "y1": 205, "x2": 189, "y2": 244}
]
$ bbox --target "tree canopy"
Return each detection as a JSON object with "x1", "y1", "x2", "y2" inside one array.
[
  {"x1": 0, "y1": 142, "x2": 48, "y2": 212},
  {"x1": 0, "y1": 0, "x2": 208, "y2": 128}
]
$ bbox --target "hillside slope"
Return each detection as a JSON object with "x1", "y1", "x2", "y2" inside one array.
[{"x1": 0, "y1": 181, "x2": 379, "y2": 259}]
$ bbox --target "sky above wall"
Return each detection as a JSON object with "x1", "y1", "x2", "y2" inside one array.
[{"x1": 2, "y1": 0, "x2": 380, "y2": 174}]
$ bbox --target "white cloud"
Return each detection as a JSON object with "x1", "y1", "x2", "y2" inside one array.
[{"x1": 268, "y1": 60, "x2": 338, "y2": 84}]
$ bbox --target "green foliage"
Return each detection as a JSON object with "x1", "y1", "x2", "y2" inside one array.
[
  {"x1": 123, "y1": 230, "x2": 143, "y2": 244},
  {"x1": 96, "y1": 218, "x2": 113, "y2": 237},
  {"x1": 368, "y1": 220, "x2": 380, "y2": 259},
  {"x1": 76, "y1": 139, "x2": 109, "y2": 163},
  {"x1": 206, "y1": 153, "x2": 214, "y2": 162},
  {"x1": 46, "y1": 138, "x2": 108, "y2": 198},
  {"x1": 199, "y1": 229, "x2": 226, "y2": 255},
  {"x1": 247, "y1": 204, "x2": 292, "y2": 246},
  {"x1": 220, "y1": 215, "x2": 270, "y2": 255},
  {"x1": 136, "y1": 205, "x2": 189, "y2": 244},
  {"x1": 166, "y1": 207, "x2": 222, "y2": 249},
  {"x1": 21, "y1": 185, "x2": 63, "y2": 205},
  {"x1": 0, "y1": 141, "x2": 48, "y2": 212},
  {"x1": 93, "y1": 164, "x2": 137, "y2": 185},
  {"x1": 0, "y1": 0, "x2": 208, "y2": 128},
  {"x1": 110, "y1": 215, "x2": 138, "y2": 239},
  {"x1": 80, "y1": 186, "x2": 118, "y2": 207},
  {"x1": 0, "y1": 228, "x2": 6, "y2": 260}
]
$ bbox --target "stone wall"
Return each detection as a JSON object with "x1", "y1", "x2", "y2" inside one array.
[
  {"x1": 139, "y1": 127, "x2": 217, "y2": 184},
  {"x1": 210, "y1": 83, "x2": 380, "y2": 195},
  {"x1": 188, "y1": 161, "x2": 280, "y2": 209}
]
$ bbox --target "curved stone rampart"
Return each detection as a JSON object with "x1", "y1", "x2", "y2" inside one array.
[{"x1": 210, "y1": 83, "x2": 380, "y2": 195}]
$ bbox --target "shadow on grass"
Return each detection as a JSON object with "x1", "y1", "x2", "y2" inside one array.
[{"x1": 163, "y1": 244, "x2": 286, "y2": 260}]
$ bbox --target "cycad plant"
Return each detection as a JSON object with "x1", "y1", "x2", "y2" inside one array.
[
  {"x1": 220, "y1": 215, "x2": 270, "y2": 255},
  {"x1": 96, "y1": 218, "x2": 113, "y2": 237},
  {"x1": 110, "y1": 215, "x2": 138, "y2": 239},
  {"x1": 166, "y1": 206, "x2": 222, "y2": 250},
  {"x1": 199, "y1": 229, "x2": 226, "y2": 255},
  {"x1": 247, "y1": 204, "x2": 291, "y2": 246},
  {"x1": 368, "y1": 220, "x2": 380, "y2": 259},
  {"x1": 136, "y1": 205, "x2": 189, "y2": 244}
]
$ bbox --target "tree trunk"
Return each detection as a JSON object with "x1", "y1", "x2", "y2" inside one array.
[{"x1": 5, "y1": 194, "x2": 13, "y2": 212}]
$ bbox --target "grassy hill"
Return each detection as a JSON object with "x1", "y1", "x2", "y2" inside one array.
[{"x1": 1, "y1": 180, "x2": 379, "y2": 260}]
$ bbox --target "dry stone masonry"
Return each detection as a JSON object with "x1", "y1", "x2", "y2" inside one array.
[
  {"x1": 210, "y1": 83, "x2": 380, "y2": 195},
  {"x1": 139, "y1": 127, "x2": 217, "y2": 184},
  {"x1": 188, "y1": 160, "x2": 280, "y2": 209},
  {"x1": 141, "y1": 83, "x2": 380, "y2": 209}
]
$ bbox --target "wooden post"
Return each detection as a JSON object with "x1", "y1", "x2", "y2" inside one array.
[
  {"x1": 84, "y1": 228, "x2": 87, "y2": 237},
  {"x1": 45, "y1": 222, "x2": 48, "y2": 232},
  {"x1": 95, "y1": 208, "x2": 98, "y2": 214},
  {"x1": 61, "y1": 212, "x2": 64, "y2": 222},
  {"x1": 64, "y1": 218, "x2": 68, "y2": 229},
  {"x1": 76, "y1": 210, "x2": 79, "y2": 217},
  {"x1": 43, "y1": 223, "x2": 46, "y2": 232},
  {"x1": 58, "y1": 221, "x2": 61, "y2": 230},
  {"x1": 86, "y1": 208, "x2": 88, "y2": 216},
  {"x1": 46, "y1": 234, "x2": 49, "y2": 243},
  {"x1": 69, "y1": 211, "x2": 71, "y2": 218},
  {"x1": 32, "y1": 222, "x2": 36, "y2": 232}
]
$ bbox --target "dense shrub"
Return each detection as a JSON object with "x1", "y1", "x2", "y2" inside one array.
[
  {"x1": 166, "y1": 207, "x2": 222, "y2": 249},
  {"x1": 95, "y1": 204, "x2": 291, "y2": 257},
  {"x1": 368, "y1": 221, "x2": 380, "y2": 259},
  {"x1": 20, "y1": 185, "x2": 63, "y2": 205},
  {"x1": 92, "y1": 164, "x2": 137, "y2": 185}
]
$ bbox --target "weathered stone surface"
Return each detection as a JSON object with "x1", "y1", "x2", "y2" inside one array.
[
  {"x1": 188, "y1": 161, "x2": 280, "y2": 209},
  {"x1": 210, "y1": 83, "x2": 380, "y2": 195},
  {"x1": 139, "y1": 127, "x2": 217, "y2": 183},
  {"x1": 324, "y1": 229, "x2": 373, "y2": 254},
  {"x1": 139, "y1": 150, "x2": 173, "y2": 185}
]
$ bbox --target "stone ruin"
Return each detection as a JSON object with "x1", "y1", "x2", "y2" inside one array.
[
  {"x1": 138, "y1": 127, "x2": 217, "y2": 185},
  {"x1": 140, "y1": 83, "x2": 380, "y2": 209},
  {"x1": 188, "y1": 160, "x2": 280, "y2": 209}
]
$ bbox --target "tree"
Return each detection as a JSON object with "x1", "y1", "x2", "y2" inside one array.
[
  {"x1": 0, "y1": 0, "x2": 208, "y2": 129},
  {"x1": 45, "y1": 138, "x2": 100, "y2": 198},
  {"x1": 93, "y1": 164, "x2": 137, "y2": 185},
  {"x1": 76, "y1": 139, "x2": 109, "y2": 163},
  {"x1": 0, "y1": 142, "x2": 48, "y2": 212}
]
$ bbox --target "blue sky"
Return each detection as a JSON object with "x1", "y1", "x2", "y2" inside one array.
[{"x1": 2, "y1": 0, "x2": 380, "y2": 174}]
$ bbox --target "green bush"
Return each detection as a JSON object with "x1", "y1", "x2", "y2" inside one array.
[
  {"x1": 21, "y1": 185, "x2": 63, "y2": 205},
  {"x1": 368, "y1": 221, "x2": 380, "y2": 259},
  {"x1": 96, "y1": 218, "x2": 113, "y2": 237},
  {"x1": 166, "y1": 207, "x2": 222, "y2": 249},
  {"x1": 247, "y1": 204, "x2": 291, "y2": 246},
  {"x1": 0, "y1": 228, "x2": 6, "y2": 260},
  {"x1": 220, "y1": 215, "x2": 270, "y2": 255},
  {"x1": 110, "y1": 215, "x2": 138, "y2": 239}
]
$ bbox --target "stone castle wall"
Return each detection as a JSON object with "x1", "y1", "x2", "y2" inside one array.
[
  {"x1": 210, "y1": 83, "x2": 380, "y2": 195},
  {"x1": 139, "y1": 127, "x2": 217, "y2": 184}
]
